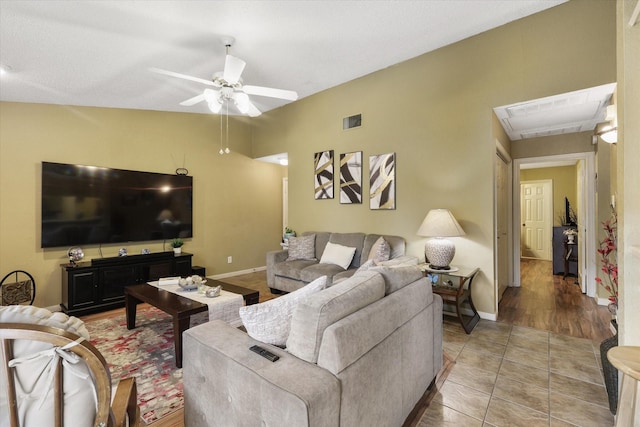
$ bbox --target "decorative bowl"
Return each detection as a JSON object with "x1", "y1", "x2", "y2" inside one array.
[
  {"x1": 205, "y1": 285, "x2": 221, "y2": 298},
  {"x1": 178, "y1": 277, "x2": 197, "y2": 291}
]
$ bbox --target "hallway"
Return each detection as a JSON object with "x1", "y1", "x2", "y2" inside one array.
[{"x1": 498, "y1": 259, "x2": 613, "y2": 343}]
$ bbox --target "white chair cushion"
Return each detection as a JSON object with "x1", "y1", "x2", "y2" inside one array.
[{"x1": 0, "y1": 305, "x2": 96, "y2": 427}]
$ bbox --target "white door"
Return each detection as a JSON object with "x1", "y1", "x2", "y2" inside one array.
[
  {"x1": 521, "y1": 180, "x2": 552, "y2": 260},
  {"x1": 496, "y1": 153, "x2": 510, "y2": 300}
]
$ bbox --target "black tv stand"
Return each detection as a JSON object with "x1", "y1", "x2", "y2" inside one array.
[
  {"x1": 91, "y1": 251, "x2": 175, "y2": 267},
  {"x1": 61, "y1": 252, "x2": 193, "y2": 316}
]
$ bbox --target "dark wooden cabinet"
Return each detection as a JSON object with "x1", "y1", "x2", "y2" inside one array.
[{"x1": 61, "y1": 252, "x2": 193, "y2": 316}]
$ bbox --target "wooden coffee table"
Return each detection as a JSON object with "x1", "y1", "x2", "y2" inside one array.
[
  {"x1": 124, "y1": 280, "x2": 259, "y2": 368},
  {"x1": 209, "y1": 279, "x2": 260, "y2": 305}
]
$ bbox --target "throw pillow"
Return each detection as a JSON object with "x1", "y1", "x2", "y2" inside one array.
[
  {"x1": 319, "y1": 241, "x2": 357, "y2": 270},
  {"x1": 367, "y1": 236, "x2": 391, "y2": 263},
  {"x1": 239, "y1": 275, "x2": 327, "y2": 346},
  {"x1": 286, "y1": 234, "x2": 316, "y2": 261}
]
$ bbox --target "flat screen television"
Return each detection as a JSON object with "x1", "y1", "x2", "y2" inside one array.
[{"x1": 41, "y1": 162, "x2": 193, "y2": 248}]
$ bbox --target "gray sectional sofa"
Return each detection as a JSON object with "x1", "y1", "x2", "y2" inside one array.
[
  {"x1": 183, "y1": 265, "x2": 443, "y2": 427},
  {"x1": 266, "y1": 231, "x2": 418, "y2": 293}
]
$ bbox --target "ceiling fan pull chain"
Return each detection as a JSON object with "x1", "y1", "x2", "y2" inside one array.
[
  {"x1": 219, "y1": 110, "x2": 224, "y2": 155},
  {"x1": 225, "y1": 102, "x2": 230, "y2": 154}
]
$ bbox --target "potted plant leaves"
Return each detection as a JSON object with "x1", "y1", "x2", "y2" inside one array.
[{"x1": 171, "y1": 238, "x2": 184, "y2": 254}]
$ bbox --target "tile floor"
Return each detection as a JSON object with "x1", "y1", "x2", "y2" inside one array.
[{"x1": 420, "y1": 318, "x2": 614, "y2": 427}]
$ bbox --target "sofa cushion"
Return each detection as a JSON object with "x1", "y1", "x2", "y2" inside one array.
[
  {"x1": 286, "y1": 234, "x2": 316, "y2": 261},
  {"x1": 299, "y1": 263, "x2": 349, "y2": 285},
  {"x1": 319, "y1": 242, "x2": 357, "y2": 269},
  {"x1": 366, "y1": 265, "x2": 424, "y2": 295},
  {"x1": 329, "y1": 233, "x2": 366, "y2": 268},
  {"x1": 274, "y1": 259, "x2": 318, "y2": 281},
  {"x1": 367, "y1": 236, "x2": 391, "y2": 263},
  {"x1": 239, "y1": 276, "x2": 327, "y2": 346},
  {"x1": 286, "y1": 270, "x2": 385, "y2": 363}
]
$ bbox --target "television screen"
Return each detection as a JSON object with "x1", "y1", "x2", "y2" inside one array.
[{"x1": 41, "y1": 162, "x2": 193, "y2": 248}]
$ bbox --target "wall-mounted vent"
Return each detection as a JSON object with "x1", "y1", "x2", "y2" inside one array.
[{"x1": 343, "y1": 114, "x2": 362, "y2": 130}]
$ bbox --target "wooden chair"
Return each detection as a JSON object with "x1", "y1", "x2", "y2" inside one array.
[
  {"x1": 0, "y1": 323, "x2": 140, "y2": 427},
  {"x1": 0, "y1": 271, "x2": 36, "y2": 306}
]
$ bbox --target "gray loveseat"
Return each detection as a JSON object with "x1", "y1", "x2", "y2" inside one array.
[
  {"x1": 183, "y1": 266, "x2": 443, "y2": 427},
  {"x1": 266, "y1": 231, "x2": 417, "y2": 293}
]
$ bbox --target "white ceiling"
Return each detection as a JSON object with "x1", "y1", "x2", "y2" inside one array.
[
  {"x1": 494, "y1": 83, "x2": 616, "y2": 141},
  {"x1": 1, "y1": 0, "x2": 568, "y2": 118}
]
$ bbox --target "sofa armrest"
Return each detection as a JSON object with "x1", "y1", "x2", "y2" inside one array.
[
  {"x1": 378, "y1": 255, "x2": 419, "y2": 266},
  {"x1": 266, "y1": 249, "x2": 289, "y2": 287},
  {"x1": 183, "y1": 320, "x2": 340, "y2": 427}
]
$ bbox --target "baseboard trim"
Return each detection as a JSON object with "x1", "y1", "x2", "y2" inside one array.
[
  {"x1": 478, "y1": 310, "x2": 497, "y2": 321},
  {"x1": 208, "y1": 266, "x2": 266, "y2": 280},
  {"x1": 46, "y1": 304, "x2": 62, "y2": 313}
]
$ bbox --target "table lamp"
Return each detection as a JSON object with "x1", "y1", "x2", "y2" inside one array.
[{"x1": 417, "y1": 209, "x2": 465, "y2": 270}]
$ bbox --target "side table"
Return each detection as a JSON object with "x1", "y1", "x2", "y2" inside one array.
[{"x1": 419, "y1": 265, "x2": 481, "y2": 334}]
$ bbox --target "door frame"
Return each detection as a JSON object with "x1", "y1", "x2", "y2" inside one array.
[{"x1": 512, "y1": 152, "x2": 596, "y2": 296}]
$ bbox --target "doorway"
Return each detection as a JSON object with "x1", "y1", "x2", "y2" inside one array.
[{"x1": 512, "y1": 153, "x2": 596, "y2": 297}]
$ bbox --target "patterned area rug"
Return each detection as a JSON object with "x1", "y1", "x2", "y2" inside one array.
[{"x1": 85, "y1": 306, "x2": 208, "y2": 424}]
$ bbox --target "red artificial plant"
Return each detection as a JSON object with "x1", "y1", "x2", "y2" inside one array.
[{"x1": 595, "y1": 209, "x2": 618, "y2": 305}]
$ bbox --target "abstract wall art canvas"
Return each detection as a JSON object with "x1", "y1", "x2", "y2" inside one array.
[
  {"x1": 314, "y1": 150, "x2": 334, "y2": 199},
  {"x1": 339, "y1": 151, "x2": 362, "y2": 204},
  {"x1": 369, "y1": 153, "x2": 396, "y2": 210}
]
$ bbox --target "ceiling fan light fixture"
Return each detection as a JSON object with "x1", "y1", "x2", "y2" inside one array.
[{"x1": 233, "y1": 92, "x2": 250, "y2": 114}]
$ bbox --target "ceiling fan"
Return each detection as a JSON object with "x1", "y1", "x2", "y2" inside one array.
[{"x1": 150, "y1": 41, "x2": 298, "y2": 117}]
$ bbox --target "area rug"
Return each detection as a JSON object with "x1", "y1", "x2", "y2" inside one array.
[{"x1": 85, "y1": 306, "x2": 208, "y2": 424}]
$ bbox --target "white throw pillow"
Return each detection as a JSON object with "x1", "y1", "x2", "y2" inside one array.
[
  {"x1": 319, "y1": 242, "x2": 357, "y2": 270},
  {"x1": 239, "y1": 276, "x2": 327, "y2": 346},
  {"x1": 367, "y1": 236, "x2": 391, "y2": 263},
  {"x1": 286, "y1": 234, "x2": 316, "y2": 261}
]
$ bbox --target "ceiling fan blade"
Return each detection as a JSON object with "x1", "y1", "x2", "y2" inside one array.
[
  {"x1": 243, "y1": 85, "x2": 298, "y2": 101},
  {"x1": 179, "y1": 93, "x2": 206, "y2": 106},
  {"x1": 223, "y1": 55, "x2": 246, "y2": 85},
  {"x1": 246, "y1": 99, "x2": 262, "y2": 117},
  {"x1": 149, "y1": 67, "x2": 214, "y2": 87}
]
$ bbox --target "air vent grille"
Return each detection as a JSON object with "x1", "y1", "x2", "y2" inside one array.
[{"x1": 343, "y1": 114, "x2": 362, "y2": 130}]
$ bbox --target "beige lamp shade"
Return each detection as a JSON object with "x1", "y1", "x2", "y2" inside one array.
[{"x1": 417, "y1": 209, "x2": 465, "y2": 270}]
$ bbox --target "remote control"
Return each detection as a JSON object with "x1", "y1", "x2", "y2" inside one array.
[{"x1": 250, "y1": 345, "x2": 279, "y2": 362}]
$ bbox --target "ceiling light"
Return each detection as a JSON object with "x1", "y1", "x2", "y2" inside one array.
[
  {"x1": 233, "y1": 92, "x2": 250, "y2": 114},
  {"x1": 0, "y1": 65, "x2": 12, "y2": 76},
  {"x1": 594, "y1": 121, "x2": 618, "y2": 144},
  {"x1": 279, "y1": 158, "x2": 288, "y2": 166},
  {"x1": 601, "y1": 129, "x2": 618, "y2": 144},
  {"x1": 204, "y1": 89, "x2": 222, "y2": 113}
]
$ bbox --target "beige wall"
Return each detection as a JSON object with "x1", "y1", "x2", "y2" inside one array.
[
  {"x1": 520, "y1": 166, "x2": 578, "y2": 226},
  {"x1": 251, "y1": 0, "x2": 617, "y2": 317},
  {"x1": 0, "y1": 102, "x2": 285, "y2": 308},
  {"x1": 616, "y1": 0, "x2": 640, "y2": 346},
  {"x1": 511, "y1": 132, "x2": 595, "y2": 159}
]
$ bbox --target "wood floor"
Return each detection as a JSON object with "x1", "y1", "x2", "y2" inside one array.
[
  {"x1": 89, "y1": 260, "x2": 612, "y2": 427},
  {"x1": 498, "y1": 258, "x2": 613, "y2": 343}
]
